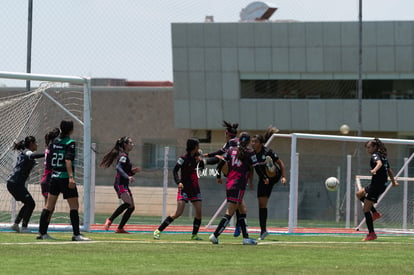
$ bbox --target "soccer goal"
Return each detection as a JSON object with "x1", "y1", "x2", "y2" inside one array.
[
  {"x1": 207, "y1": 132, "x2": 414, "y2": 234},
  {"x1": 0, "y1": 71, "x2": 93, "y2": 231}
]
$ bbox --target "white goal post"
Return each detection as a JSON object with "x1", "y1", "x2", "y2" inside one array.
[
  {"x1": 207, "y1": 132, "x2": 414, "y2": 233},
  {"x1": 0, "y1": 71, "x2": 93, "y2": 231}
]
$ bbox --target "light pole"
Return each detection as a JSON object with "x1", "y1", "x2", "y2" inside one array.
[
  {"x1": 357, "y1": 0, "x2": 363, "y2": 174},
  {"x1": 26, "y1": 0, "x2": 33, "y2": 91}
]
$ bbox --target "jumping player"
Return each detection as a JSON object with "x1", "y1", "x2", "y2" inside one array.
[
  {"x1": 356, "y1": 138, "x2": 398, "y2": 241},
  {"x1": 7, "y1": 136, "x2": 44, "y2": 233},
  {"x1": 37, "y1": 120, "x2": 90, "y2": 241},
  {"x1": 154, "y1": 138, "x2": 204, "y2": 240},
  {"x1": 101, "y1": 136, "x2": 140, "y2": 234},
  {"x1": 251, "y1": 126, "x2": 287, "y2": 240},
  {"x1": 209, "y1": 132, "x2": 269, "y2": 245}
]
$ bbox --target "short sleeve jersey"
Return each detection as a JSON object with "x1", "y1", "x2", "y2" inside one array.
[
  {"x1": 223, "y1": 147, "x2": 258, "y2": 190},
  {"x1": 370, "y1": 152, "x2": 389, "y2": 184},
  {"x1": 50, "y1": 137, "x2": 76, "y2": 178},
  {"x1": 255, "y1": 146, "x2": 280, "y2": 180},
  {"x1": 115, "y1": 153, "x2": 133, "y2": 185},
  {"x1": 173, "y1": 153, "x2": 200, "y2": 195}
]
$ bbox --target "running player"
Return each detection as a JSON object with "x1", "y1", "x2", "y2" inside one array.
[
  {"x1": 40, "y1": 128, "x2": 60, "y2": 205},
  {"x1": 101, "y1": 136, "x2": 140, "y2": 234},
  {"x1": 209, "y1": 132, "x2": 269, "y2": 245},
  {"x1": 356, "y1": 138, "x2": 398, "y2": 241},
  {"x1": 7, "y1": 136, "x2": 44, "y2": 233},
  {"x1": 154, "y1": 138, "x2": 204, "y2": 240},
  {"x1": 37, "y1": 120, "x2": 90, "y2": 241},
  {"x1": 251, "y1": 126, "x2": 287, "y2": 240}
]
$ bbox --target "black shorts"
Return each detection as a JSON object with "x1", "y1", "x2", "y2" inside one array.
[
  {"x1": 7, "y1": 181, "x2": 33, "y2": 202},
  {"x1": 49, "y1": 177, "x2": 78, "y2": 199},
  {"x1": 257, "y1": 180, "x2": 276, "y2": 198},
  {"x1": 364, "y1": 183, "x2": 386, "y2": 203}
]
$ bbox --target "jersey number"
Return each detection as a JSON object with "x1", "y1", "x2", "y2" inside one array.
[
  {"x1": 231, "y1": 155, "x2": 242, "y2": 167},
  {"x1": 51, "y1": 152, "x2": 64, "y2": 167}
]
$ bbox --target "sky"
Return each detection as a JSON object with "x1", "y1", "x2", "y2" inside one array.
[{"x1": 1, "y1": 0, "x2": 414, "y2": 86}]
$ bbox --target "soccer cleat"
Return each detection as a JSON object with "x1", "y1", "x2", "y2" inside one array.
[
  {"x1": 258, "y1": 231, "x2": 269, "y2": 241},
  {"x1": 233, "y1": 226, "x2": 241, "y2": 237},
  {"x1": 115, "y1": 228, "x2": 130, "y2": 234},
  {"x1": 372, "y1": 212, "x2": 382, "y2": 221},
  {"x1": 265, "y1": 156, "x2": 275, "y2": 173},
  {"x1": 243, "y1": 238, "x2": 258, "y2": 245},
  {"x1": 362, "y1": 232, "x2": 377, "y2": 241},
  {"x1": 20, "y1": 227, "x2": 31, "y2": 233},
  {"x1": 72, "y1": 234, "x2": 91, "y2": 241},
  {"x1": 153, "y1": 229, "x2": 161, "y2": 240},
  {"x1": 209, "y1": 234, "x2": 219, "y2": 244},
  {"x1": 104, "y1": 218, "x2": 112, "y2": 231},
  {"x1": 11, "y1": 223, "x2": 20, "y2": 233},
  {"x1": 36, "y1": 234, "x2": 55, "y2": 240},
  {"x1": 191, "y1": 234, "x2": 202, "y2": 241}
]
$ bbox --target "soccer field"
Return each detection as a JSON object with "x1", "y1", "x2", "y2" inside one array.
[{"x1": 1, "y1": 229, "x2": 414, "y2": 275}]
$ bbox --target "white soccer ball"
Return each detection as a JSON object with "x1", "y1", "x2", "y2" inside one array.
[
  {"x1": 339, "y1": 124, "x2": 350, "y2": 135},
  {"x1": 325, "y1": 177, "x2": 339, "y2": 192}
]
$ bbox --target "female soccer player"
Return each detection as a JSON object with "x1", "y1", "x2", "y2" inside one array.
[
  {"x1": 40, "y1": 128, "x2": 60, "y2": 205},
  {"x1": 101, "y1": 136, "x2": 140, "y2": 233},
  {"x1": 251, "y1": 126, "x2": 287, "y2": 240},
  {"x1": 154, "y1": 138, "x2": 204, "y2": 240},
  {"x1": 7, "y1": 136, "x2": 44, "y2": 233},
  {"x1": 203, "y1": 120, "x2": 245, "y2": 236},
  {"x1": 356, "y1": 138, "x2": 398, "y2": 241},
  {"x1": 209, "y1": 132, "x2": 269, "y2": 245},
  {"x1": 37, "y1": 120, "x2": 90, "y2": 241}
]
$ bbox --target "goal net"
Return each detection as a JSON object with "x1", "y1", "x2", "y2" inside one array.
[{"x1": 0, "y1": 71, "x2": 92, "y2": 231}]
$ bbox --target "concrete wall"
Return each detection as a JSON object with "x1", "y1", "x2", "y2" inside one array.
[{"x1": 172, "y1": 21, "x2": 414, "y2": 132}]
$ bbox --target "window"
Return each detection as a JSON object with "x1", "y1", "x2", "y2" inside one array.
[{"x1": 142, "y1": 142, "x2": 177, "y2": 169}]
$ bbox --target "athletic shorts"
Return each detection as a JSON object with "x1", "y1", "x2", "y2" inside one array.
[
  {"x1": 177, "y1": 189, "x2": 202, "y2": 202},
  {"x1": 257, "y1": 180, "x2": 276, "y2": 198},
  {"x1": 364, "y1": 183, "x2": 386, "y2": 203},
  {"x1": 7, "y1": 181, "x2": 32, "y2": 202},
  {"x1": 49, "y1": 177, "x2": 78, "y2": 199},
  {"x1": 114, "y1": 183, "x2": 132, "y2": 198},
  {"x1": 226, "y1": 189, "x2": 245, "y2": 204}
]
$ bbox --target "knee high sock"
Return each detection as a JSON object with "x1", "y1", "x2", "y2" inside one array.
[
  {"x1": 39, "y1": 209, "x2": 51, "y2": 235},
  {"x1": 109, "y1": 203, "x2": 130, "y2": 222},
  {"x1": 214, "y1": 214, "x2": 231, "y2": 237},
  {"x1": 14, "y1": 206, "x2": 25, "y2": 225},
  {"x1": 239, "y1": 213, "x2": 249, "y2": 239},
  {"x1": 235, "y1": 209, "x2": 241, "y2": 227},
  {"x1": 158, "y1": 216, "x2": 174, "y2": 231},
  {"x1": 118, "y1": 207, "x2": 135, "y2": 229},
  {"x1": 259, "y1": 208, "x2": 267, "y2": 234},
  {"x1": 364, "y1": 211, "x2": 374, "y2": 233},
  {"x1": 70, "y1": 209, "x2": 80, "y2": 236},
  {"x1": 192, "y1": 218, "x2": 201, "y2": 235},
  {"x1": 21, "y1": 197, "x2": 36, "y2": 227}
]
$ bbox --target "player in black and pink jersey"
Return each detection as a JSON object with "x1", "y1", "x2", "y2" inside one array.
[
  {"x1": 203, "y1": 120, "x2": 239, "y2": 165},
  {"x1": 251, "y1": 126, "x2": 287, "y2": 241},
  {"x1": 40, "y1": 128, "x2": 60, "y2": 204},
  {"x1": 154, "y1": 138, "x2": 204, "y2": 241},
  {"x1": 209, "y1": 132, "x2": 269, "y2": 245},
  {"x1": 101, "y1": 136, "x2": 141, "y2": 234},
  {"x1": 203, "y1": 120, "x2": 245, "y2": 236}
]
